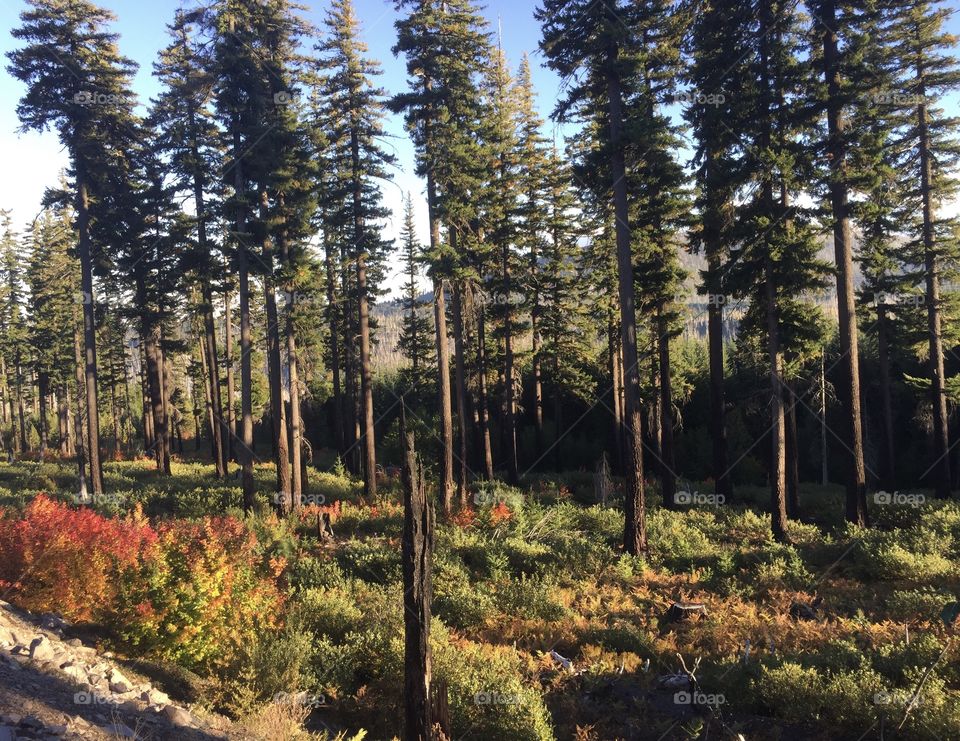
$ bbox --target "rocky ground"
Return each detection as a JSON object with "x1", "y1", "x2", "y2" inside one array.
[{"x1": 0, "y1": 600, "x2": 239, "y2": 740}]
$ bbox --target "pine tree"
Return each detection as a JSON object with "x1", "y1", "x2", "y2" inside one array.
[
  {"x1": 811, "y1": 0, "x2": 873, "y2": 524},
  {"x1": 726, "y1": 0, "x2": 830, "y2": 541},
  {"x1": 625, "y1": 0, "x2": 690, "y2": 508},
  {"x1": 397, "y1": 193, "x2": 435, "y2": 404},
  {"x1": 540, "y1": 150, "x2": 594, "y2": 470},
  {"x1": 886, "y1": 0, "x2": 960, "y2": 499},
  {"x1": 538, "y1": 0, "x2": 649, "y2": 553},
  {"x1": 480, "y1": 42, "x2": 523, "y2": 485},
  {"x1": 317, "y1": 0, "x2": 395, "y2": 500},
  {"x1": 0, "y1": 213, "x2": 29, "y2": 455},
  {"x1": 25, "y1": 207, "x2": 78, "y2": 458},
  {"x1": 513, "y1": 53, "x2": 551, "y2": 462},
  {"x1": 153, "y1": 7, "x2": 229, "y2": 477},
  {"x1": 8, "y1": 0, "x2": 140, "y2": 495},
  {"x1": 392, "y1": 0, "x2": 491, "y2": 512},
  {"x1": 684, "y1": 0, "x2": 754, "y2": 502}
]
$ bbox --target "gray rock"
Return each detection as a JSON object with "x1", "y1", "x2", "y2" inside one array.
[
  {"x1": 29, "y1": 636, "x2": 55, "y2": 662},
  {"x1": 141, "y1": 688, "x2": 170, "y2": 706},
  {"x1": 108, "y1": 668, "x2": 134, "y2": 693},
  {"x1": 59, "y1": 663, "x2": 88, "y2": 684},
  {"x1": 162, "y1": 705, "x2": 195, "y2": 727},
  {"x1": 0, "y1": 726, "x2": 14, "y2": 741}
]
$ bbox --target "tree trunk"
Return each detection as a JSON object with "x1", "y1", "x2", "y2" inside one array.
[
  {"x1": 72, "y1": 325, "x2": 89, "y2": 502},
  {"x1": 785, "y1": 382, "x2": 801, "y2": 518},
  {"x1": 278, "y1": 201, "x2": 303, "y2": 506},
  {"x1": 324, "y1": 235, "x2": 346, "y2": 461},
  {"x1": 433, "y1": 276, "x2": 455, "y2": 515},
  {"x1": 38, "y1": 371, "x2": 49, "y2": 458},
  {"x1": 202, "y1": 286, "x2": 226, "y2": 477},
  {"x1": 477, "y1": 304, "x2": 494, "y2": 480},
  {"x1": 75, "y1": 171, "x2": 103, "y2": 495},
  {"x1": 450, "y1": 275, "x2": 472, "y2": 499},
  {"x1": 818, "y1": 0, "x2": 869, "y2": 524},
  {"x1": 876, "y1": 308, "x2": 896, "y2": 491},
  {"x1": 658, "y1": 306, "x2": 676, "y2": 508},
  {"x1": 766, "y1": 264, "x2": 789, "y2": 542},
  {"x1": 705, "y1": 239, "x2": 731, "y2": 500},
  {"x1": 401, "y1": 405, "x2": 433, "y2": 741},
  {"x1": 917, "y1": 85, "x2": 952, "y2": 499},
  {"x1": 357, "y1": 250, "x2": 377, "y2": 500},
  {"x1": 260, "y1": 188, "x2": 292, "y2": 511},
  {"x1": 224, "y1": 289, "x2": 237, "y2": 463},
  {"x1": 606, "y1": 41, "x2": 647, "y2": 554},
  {"x1": 143, "y1": 326, "x2": 170, "y2": 475},
  {"x1": 234, "y1": 126, "x2": 255, "y2": 510},
  {"x1": 502, "y1": 243, "x2": 519, "y2": 486}
]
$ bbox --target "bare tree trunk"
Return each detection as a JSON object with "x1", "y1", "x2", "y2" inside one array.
[
  {"x1": 224, "y1": 289, "x2": 237, "y2": 462},
  {"x1": 450, "y1": 275, "x2": 472, "y2": 500},
  {"x1": 278, "y1": 202, "x2": 303, "y2": 506},
  {"x1": 357, "y1": 250, "x2": 377, "y2": 500},
  {"x1": 401, "y1": 405, "x2": 433, "y2": 741},
  {"x1": 658, "y1": 307, "x2": 676, "y2": 508},
  {"x1": 72, "y1": 325, "x2": 89, "y2": 502},
  {"x1": 260, "y1": 188, "x2": 292, "y2": 511},
  {"x1": 143, "y1": 327, "x2": 170, "y2": 475},
  {"x1": 477, "y1": 304, "x2": 494, "y2": 480},
  {"x1": 75, "y1": 170, "x2": 103, "y2": 496},
  {"x1": 766, "y1": 264, "x2": 789, "y2": 542},
  {"x1": 917, "y1": 84, "x2": 952, "y2": 499},
  {"x1": 876, "y1": 308, "x2": 896, "y2": 490},
  {"x1": 323, "y1": 236, "x2": 346, "y2": 461},
  {"x1": 605, "y1": 41, "x2": 647, "y2": 554},
  {"x1": 233, "y1": 126, "x2": 255, "y2": 510},
  {"x1": 502, "y1": 242, "x2": 519, "y2": 486},
  {"x1": 608, "y1": 313, "x2": 623, "y2": 473},
  {"x1": 818, "y1": 0, "x2": 869, "y2": 523},
  {"x1": 785, "y1": 382, "x2": 801, "y2": 518},
  {"x1": 706, "y1": 246, "x2": 731, "y2": 500},
  {"x1": 38, "y1": 371, "x2": 49, "y2": 458}
]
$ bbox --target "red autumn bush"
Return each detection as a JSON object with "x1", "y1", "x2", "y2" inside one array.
[
  {"x1": 0, "y1": 494, "x2": 157, "y2": 620},
  {"x1": 0, "y1": 496, "x2": 284, "y2": 673}
]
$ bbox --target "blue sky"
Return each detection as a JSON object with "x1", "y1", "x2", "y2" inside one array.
[
  {"x1": 0, "y1": 0, "x2": 566, "y2": 295},
  {"x1": 1, "y1": 1, "x2": 959, "y2": 295}
]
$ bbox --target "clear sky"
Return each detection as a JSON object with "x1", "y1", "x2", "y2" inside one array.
[{"x1": 0, "y1": 0, "x2": 566, "y2": 297}]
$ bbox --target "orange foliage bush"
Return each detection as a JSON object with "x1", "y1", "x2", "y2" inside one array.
[{"x1": 0, "y1": 495, "x2": 156, "y2": 620}]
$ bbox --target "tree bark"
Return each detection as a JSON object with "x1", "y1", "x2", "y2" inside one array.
[
  {"x1": 605, "y1": 39, "x2": 647, "y2": 554},
  {"x1": 876, "y1": 308, "x2": 896, "y2": 491},
  {"x1": 260, "y1": 188, "x2": 292, "y2": 511},
  {"x1": 75, "y1": 170, "x2": 103, "y2": 495},
  {"x1": 818, "y1": 0, "x2": 869, "y2": 524},
  {"x1": 323, "y1": 234, "x2": 346, "y2": 460},
  {"x1": 224, "y1": 289, "x2": 237, "y2": 462},
  {"x1": 143, "y1": 326, "x2": 170, "y2": 475},
  {"x1": 451, "y1": 276, "x2": 472, "y2": 499},
  {"x1": 233, "y1": 126, "x2": 255, "y2": 510},
  {"x1": 401, "y1": 405, "x2": 433, "y2": 741},
  {"x1": 502, "y1": 242, "x2": 519, "y2": 486},
  {"x1": 72, "y1": 325, "x2": 89, "y2": 501},
  {"x1": 916, "y1": 79, "x2": 952, "y2": 499},
  {"x1": 477, "y1": 303, "x2": 494, "y2": 480},
  {"x1": 658, "y1": 306, "x2": 676, "y2": 508}
]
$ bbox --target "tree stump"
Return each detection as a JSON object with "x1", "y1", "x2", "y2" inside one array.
[{"x1": 402, "y1": 405, "x2": 434, "y2": 741}]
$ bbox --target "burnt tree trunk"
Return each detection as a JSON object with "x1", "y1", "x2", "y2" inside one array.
[{"x1": 401, "y1": 406, "x2": 434, "y2": 741}]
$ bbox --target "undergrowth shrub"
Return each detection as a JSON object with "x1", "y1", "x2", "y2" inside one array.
[
  {"x1": 0, "y1": 494, "x2": 156, "y2": 619},
  {"x1": 112, "y1": 516, "x2": 285, "y2": 672}
]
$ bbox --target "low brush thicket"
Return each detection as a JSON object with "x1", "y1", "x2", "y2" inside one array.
[{"x1": 0, "y1": 459, "x2": 958, "y2": 739}]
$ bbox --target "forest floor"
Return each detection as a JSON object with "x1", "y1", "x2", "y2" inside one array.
[{"x1": 0, "y1": 458, "x2": 957, "y2": 740}]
